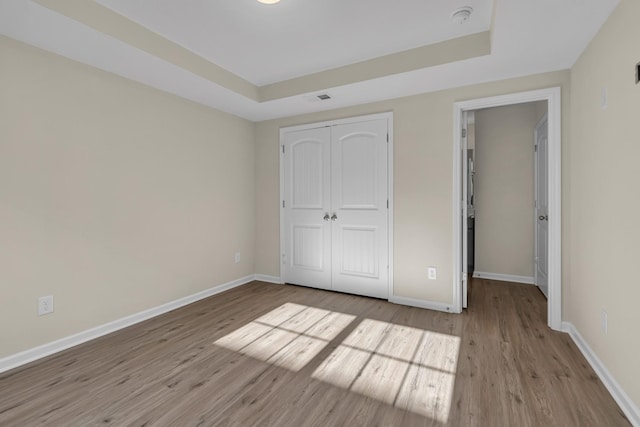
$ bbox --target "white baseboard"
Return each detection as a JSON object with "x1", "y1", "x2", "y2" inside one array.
[
  {"x1": 254, "y1": 274, "x2": 282, "y2": 284},
  {"x1": 389, "y1": 295, "x2": 456, "y2": 314},
  {"x1": 562, "y1": 322, "x2": 640, "y2": 426},
  {"x1": 0, "y1": 275, "x2": 255, "y2": 374},
  {"x1": 473, "y1": 271, "x2": 534, "y2": 285}
]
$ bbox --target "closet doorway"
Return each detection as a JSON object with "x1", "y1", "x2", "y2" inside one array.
[{"x1": 280, "y1": 113, "x2": 393, "y2": 300}]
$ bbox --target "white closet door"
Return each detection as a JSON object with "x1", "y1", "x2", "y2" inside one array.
[
  {"x1": 282, "y1": 127, "x2": 332, "y2": 290},
  {"x1": 330, "y1": 119, "x2": 389, "y2": 299}
]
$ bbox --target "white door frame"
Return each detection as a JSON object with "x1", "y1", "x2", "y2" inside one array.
[
  {"x1": 279, "y1": 112, "x2": 394, "y2": 300},
  {"x1": 452, "y1": 88, "x2": 562, "y2": 330},
  {"x1": 461, "y1": 112, "x2": 469, "y2": 309}
]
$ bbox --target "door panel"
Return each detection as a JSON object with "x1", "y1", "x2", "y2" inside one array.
[
  {"x1": 331, "y1": 120, "x2": 389, "y2": 299},
  {"x1": 338, "y1": 133, "x2": 379, "y2": 209},
  {"x1": 291, "y1": 141, "x2": 324, "y2": 208},
  {"x1": 339, "y1": 226, "x2": 378, "y2": 277},
  {"x1": 283, "y1": 127, "x2": 331, "y2": 290},
  {"x1": 292, "y1": 225, "x2": 324, "y2": 270},
  {"x1": 535, "y1": 116, "x2": 549, "y2": 298}
]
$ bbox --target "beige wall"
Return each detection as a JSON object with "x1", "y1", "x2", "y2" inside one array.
[
  {"x1": 474, "y1": 102, "x2": 544, "y2": 278},
  {"x1": 2, "y1": 0, "x2": 638, "y2": 410},
  {"x1": 3, "y1": 0, "x2": 638, "y2": 411},
  {"x1": 535, "y1": 100, "x2": 548, "y2": 124},
  {"x1": 568, "y1": 0, "x2": 640, "y2": 406},
  {"x1": 255, "y1": 71, "x2": 570, "y2": 306},
  {"x1": 0, "y1": 37, "x2": 255, "y2": 358}
]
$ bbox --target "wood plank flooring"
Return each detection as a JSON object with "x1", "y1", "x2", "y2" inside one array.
[{"x1": 0, "y1": 279, "x2": 630, "y2": 426}]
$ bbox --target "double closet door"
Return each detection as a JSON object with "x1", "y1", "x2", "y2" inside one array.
[{"x1": 282, "y1": 118, "x2": 389, "y2": 299}]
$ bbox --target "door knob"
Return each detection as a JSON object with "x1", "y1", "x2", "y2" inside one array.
[
  {"x1": 538, "y1": 215, "x2": 548, "y2": 221},
  {"x1": 331, "y1": 213, "x2": 338, "y2": 221},
  {"x1": 323, "y1": 213, "x2": 330, "y2": 221}
]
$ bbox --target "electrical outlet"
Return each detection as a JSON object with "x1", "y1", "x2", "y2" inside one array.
[
  {"x1": 235, "y1": 252, "x2": 241, "y2": 263},
  {"x1": 428, "y1": 267, "x2": 437, "y2": 280},
  {"x1": 601, "y1": 309, "x2": 608, "y2": 334},
  {"x1": 38, "y1": 295, "x2": 54, "y2": 316}
]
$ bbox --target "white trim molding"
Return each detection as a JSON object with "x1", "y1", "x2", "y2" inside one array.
[
  {"x1": 472, "y1": 271, "x2": 534, "y2": 285},
  {"x1": 0, "y1": 275, "x2": 256, "y2": 374},
  {"x1": 453, "y1": 87, "x2": 562, "y2": 330},
  {"x1": 389, "y1": 296, "x2": 455, "y2": 314},
  {"x1": 254, "y1": 274, "x2": 282, "y2": 284},
  {"x1": 563, "y1": 322, "x2": 640, "y2": 426}
]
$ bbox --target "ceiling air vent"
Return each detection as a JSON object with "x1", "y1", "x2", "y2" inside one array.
[{"x1": 303, "y1": 93, "x2": 333, "y2": 103}]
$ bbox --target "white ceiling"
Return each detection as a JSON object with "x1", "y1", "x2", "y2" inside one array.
[
  {"x1": 95, "y1": 0, "x2": 493, "y2": 86},
  {"x1": 0, "y1": 0, "x2": 620, "y2": 121}
]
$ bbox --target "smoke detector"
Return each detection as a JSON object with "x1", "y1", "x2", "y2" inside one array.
[{"x1": 451, "y1": 6, "x2": 473, "y2": 24}]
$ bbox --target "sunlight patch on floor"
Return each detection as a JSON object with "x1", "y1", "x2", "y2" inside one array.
[
  {"x1": 214, "y1": 303, "x2": 356, "y2": 372},
  {"x1": 214, "y1": 303, "x2": 460, "y2": 423},
  {"x1": 312, "y1": 320, "x2": 461, "y2": 423}
]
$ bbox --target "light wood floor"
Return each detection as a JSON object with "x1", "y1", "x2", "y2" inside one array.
[{"x1": 0, "y1": 279, "x2": 630, "y2": 426}]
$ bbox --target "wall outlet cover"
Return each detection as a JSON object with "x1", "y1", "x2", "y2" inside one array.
[{"x1": 38, "y1": 295, "x2": 54, "y2": 316}]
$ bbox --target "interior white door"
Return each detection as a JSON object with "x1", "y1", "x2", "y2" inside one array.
[
  {"x1": 282, "y1": 118, "x2": 389, "y2": 299},
  {"x1": 330, "y1": 120, "x2": 389, "y2": 299},
  {"x1": 461, "y1": 113, "x2": 469, "y2": 309},
  {"x1": 534, "y1": 115, "x2": 549, "y2": 298},
  {"x1": 282, "y1": 127, "x2": 332, "y2": 290}
]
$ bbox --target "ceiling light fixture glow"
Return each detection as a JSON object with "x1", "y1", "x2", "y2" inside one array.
[
  {"x1": 257, "y1": 0, "x2": 280, "y2": 4},
  {"x1": 451, "y1": 7, "x2": 473, "y2": 24}
]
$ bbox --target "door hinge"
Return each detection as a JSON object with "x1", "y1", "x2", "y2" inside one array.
[
  {"x1": 386, "y1": 133, "x2": 389, "y2": 143},
  {"x1": 282, "y1": 200, "x2": 285, "y2": 208},
  {"x1": 462, "y1": 128, "x2": 467, "y2": 138},
  {"x1": 282, "y1": 145, "x2": 285, "y2": 154},
  {"x1": 387, "y1": 199, "x2": 389, "y2": 209},
  {"x1": 534, "y1": 145, "x2": 538, "y2": 152}
]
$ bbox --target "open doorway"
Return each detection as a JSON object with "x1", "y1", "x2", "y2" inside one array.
[
  {"x1": 453, "y1": 88, "x2": 562, "y2": 331},
  {"x1": 467, "y1": 102, "x2": 547, "y2": 295}
]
